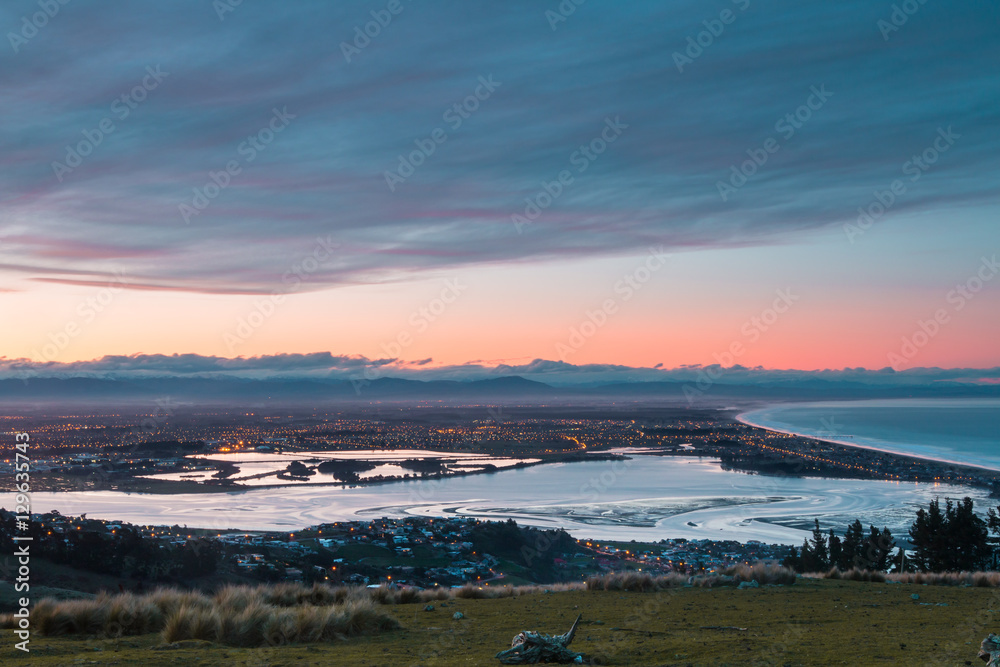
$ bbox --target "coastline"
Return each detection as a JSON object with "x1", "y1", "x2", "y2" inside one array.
[{"x1": 736, "y1": 399, "x2": 1000, "y2": 473}]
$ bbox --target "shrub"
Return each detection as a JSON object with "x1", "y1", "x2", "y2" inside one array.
[{"x1": 723, "y1": 563, "x2": 797, "y2": 586}]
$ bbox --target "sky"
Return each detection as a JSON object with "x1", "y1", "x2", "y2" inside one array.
[{"x1": 1, "y1": 0, "x2": 998, "y2": 381}]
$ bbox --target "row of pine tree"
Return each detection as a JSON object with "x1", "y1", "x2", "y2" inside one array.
[{"x1": 782, "y1": 496, "x2": 1000, "y2": 573}]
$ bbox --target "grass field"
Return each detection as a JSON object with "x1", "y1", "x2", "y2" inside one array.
[{"x1": 3, "y1": 578, "x2": 998, "y2": 665}]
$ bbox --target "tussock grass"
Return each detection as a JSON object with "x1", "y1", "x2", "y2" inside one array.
[
  {"x1": 158, "y1": 599, "x2": 401, "y2": 646},
  {"x1": 163, "y1": 599, "x2": 401, "y2": 646},
  {"x1": 453, "y1": 582, "x2": 584, "y2": 599},
  {"x1": 889, "y1": 571, "x2": 1000, "y2": 587},
  {"x1": 723, "y1": 563, "x2": 797, "y2": 585},
  {"x1": 105, "y1": 593, "x2": 165, "y2": 636},
  {"x1": 820, "y1": 567, "x2": 887, "y2": 583},
  {"x1": 223, "y1": 601, "x2": 271, "y2": 646},
  {"x1": 586, "y1": 563, "x2": 797, "y2": 592},
  {"x1": 817, "y1": 568, "x2": 1000, "y2": 587},
  {"x1": 5, "y1": 584, "x2": 400, "y2": 646},
  {"x1": 586, "y1": 571, "x2": 699, "y2": 591},
  {"x1": 365, "y1": 584, "x2": 455, "y2": 604},
  {"x1": 147, "y1": 587, "x2": 212, "y2": 616},
  {"x1": 30, "y1": 598, "x2": 107, "y2": 636},
  {"x1": 972, "y1": 572, "x2": 1000, "y2": 587}
]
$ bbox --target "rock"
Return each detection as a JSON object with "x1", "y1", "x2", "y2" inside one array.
[
  {"x1": 911, "y1": 594, "x2": 920, "y2": 600},
  {"x1": 424, "y1": 604, "x2": 435, "y2": 611},
  {"x1": 453, "y1": 611, "x2": 464, "y2": 620},
  {"x1": 738, "y1": 580, "x2": 759, "y2": 589}
]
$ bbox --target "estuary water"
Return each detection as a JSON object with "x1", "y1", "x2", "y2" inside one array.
[
  {"x1": 28, "y1": 455, "x2": 988, "y2": 545},
  {"x1": 738, "y1": 398, "x2": 1000, "y2": 470}
]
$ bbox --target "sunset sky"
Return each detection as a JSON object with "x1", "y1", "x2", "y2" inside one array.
[{"x1": 2, "y1": 0, "x2": 998, "y2": 376}]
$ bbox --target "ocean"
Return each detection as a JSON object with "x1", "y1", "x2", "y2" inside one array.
[{"x1": 738, "y1": 398, "x2": 1000, "y2": 470}]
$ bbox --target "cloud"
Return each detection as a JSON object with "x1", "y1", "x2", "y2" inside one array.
[
  {"x1": 2, "y1": 353, "x2": 998, "y2": 389},
  {"x1": 1, "y1": 1, "x2": 997, "y2": 294}
]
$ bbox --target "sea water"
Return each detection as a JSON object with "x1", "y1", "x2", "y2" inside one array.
[{"x1": 739, "y1": 398, "x2": 1000, "y2": 470}]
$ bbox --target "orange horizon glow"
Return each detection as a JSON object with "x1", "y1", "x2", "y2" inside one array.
[{"x1": 4, "y1": 225, "x2": 999, "y2": 373}]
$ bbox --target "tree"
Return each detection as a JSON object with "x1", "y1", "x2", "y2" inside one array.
[
  {"x1": 792, "y1": 538, "x2": 813, "y2": 572},
  {"x1": 909, "y1": 498, "x2": 946, "y2": 571},
  {"x1": 828, "y1": 530, "x2": 842, "y2": 570},
  {"x1": 944, "y1": 497, "x2": 989, "y2": 571},
  {"x1": 840, "y1": 520, "x2": 865, "y2": 570},
  {"x1": 804, "y1": 520, "x2": 829, "y2": 571},
  {"x1": 863, "y1": 526, "x2": 895, "y2": 572},
  {"x1": 986, "y1": 505, "x2": 1000, "y2": 568},
  {"x1": 909, "y1": 497, "x2": 988, "y2": 571}
]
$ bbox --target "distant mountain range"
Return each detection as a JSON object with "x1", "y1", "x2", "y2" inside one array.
[{"x1": 1, "y1": 374, "x2": 997, "y2": 407}]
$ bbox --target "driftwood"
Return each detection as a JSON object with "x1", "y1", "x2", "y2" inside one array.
[
  {"x1": 496, "y1": 614, "x2": 583, "y2": 664},
  {"x1": 980, "y1": 634, "x2": 1000, "y2": 666}
]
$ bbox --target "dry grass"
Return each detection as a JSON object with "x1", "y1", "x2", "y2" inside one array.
[
  {"x1": 19, "y1": 593, "x2": 165, "y2": 637},
  {"x1": 723, "y1": 563, "x2": 797, "y2": 585},
  {"x1": 2, "y1": 585, "x2": 401, "y2": 647},
  {"x1": 453, "y1": 582, "x2": 585, "y2": 599},
  {"x1": 147, "y1": 588, "x2": 213, "y2": 616},
  {"x1": 888, "y1": 571, "x2": 1000, "y2": 587},
  {"x1": 0, "y1": 580, "x2": 598, "y2": 645},
  {"x1": 29, "y1": 598, "x2": 107, "y2": 636},
  {"x1": 819, "y1": 567, "x2": 887, "y2": 583},
  {"x1": 586, "y1": 563, "x2": 797, "y2": 592},
  {"x1": 161, "y1": 598, "x2": 399, "y2": 646},
  {"x1": 817, "y1": 568, "x2": 1000, "y2": 587}
]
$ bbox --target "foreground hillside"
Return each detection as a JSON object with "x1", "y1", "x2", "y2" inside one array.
[{"x1": 6, "y1": 579, "x2": 997, "y2": 665}]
